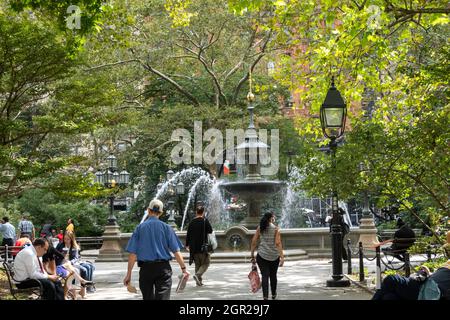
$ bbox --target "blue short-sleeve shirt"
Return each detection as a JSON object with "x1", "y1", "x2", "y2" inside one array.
[{"x1": 126, "y1": 216, "x2": 183, "y2": 261}]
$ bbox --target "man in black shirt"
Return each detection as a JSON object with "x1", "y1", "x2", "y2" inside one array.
[
  {"x1": 382, "y1": 218, "x2": 416, "y2": 261},
  {"x1": 185, "y1": 206, "x2": 213, "y2": 286}
]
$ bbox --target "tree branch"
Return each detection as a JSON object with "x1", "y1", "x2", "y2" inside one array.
[
  {"x1": 175, "y1": 43, "x2": 227, "y2": 107},
  {"x1": 388, "y1": 7, "x2": 450, "y2": 15},
  {"x1": 391, "y1": 169, "x2": 448, "y2": 211},
  {"x1": 384, "y1": 186, "x2": 444, "y2": 245},
  {"x1": 122, "y1": 100, "x2": 146, "y2": 109},
  {"x1": 232, "y1": 30, "x2": 273, "y2": 104},
  {"x1": 223, "y1": 28, "x2": 258, "y2": 84},
  {"x1": 84, "y1": 59, "x2": 141, "y2": 72},
  {"x1": 142, "y1": 63, "x2": 200, "y2": 106}
]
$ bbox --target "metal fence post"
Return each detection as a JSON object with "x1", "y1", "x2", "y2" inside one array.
[
  {"x1": 5, "y1": 244, "x2": 8, "y2": 262},
  {"x1": 404, "y1": 252, "x2": 411, "y2": 277},
  {"x1": 347, "y1": 238, "x2": 352, "y2": 275},
  {"x1": 359, "y1": 241, "x2": 364, "y2": 282},
  {"x1": 426, "y1": 245, "x2": 432, "y2": 262},
  {"x1": 376, "y1": 246, "x2": 381, "y2": 290}
]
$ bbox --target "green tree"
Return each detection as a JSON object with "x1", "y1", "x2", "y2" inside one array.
[
  {"x1": 0, "y1": 8, "x2": 128, "y2": 199},
  {"x1": 87, "y1": 0, "x2": 284, "y2": 109}
]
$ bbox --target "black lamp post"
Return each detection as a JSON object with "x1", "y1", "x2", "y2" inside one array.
[
  {"x1": 94, "y1": 154, "x2": 130, "y2": 226},
  {"x1": 359, "y1": 163, "x2": 372, "y2": 219},
  {"x1": 320, "y1": 77, "x2": 350, "y2": 287},
  {"x1": 165, "y1": 170, "x2": 184, "y2": 230}
]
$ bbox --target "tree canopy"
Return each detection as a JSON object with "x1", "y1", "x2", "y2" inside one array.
[{"x1": 0, "y1": 0, "x2": 447, "y2": 236}]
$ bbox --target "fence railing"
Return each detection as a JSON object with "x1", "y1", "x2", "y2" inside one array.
[
  {"x1": 77, "y1": 237, "x2": 103, "y2": 251},
  {"x1": 0, "y1": 245, "x2": 26, "y2": 263},
  {"x1": 344, "y1": 238, "x2": 442, "y2": 287},
  {"x1": 0, "y1": 237, "x2": 103, "y2": 262}
]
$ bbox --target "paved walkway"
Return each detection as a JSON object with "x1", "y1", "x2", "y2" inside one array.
[{"x1": 85, "y1": 259, "x2": 372, "y2": 300}]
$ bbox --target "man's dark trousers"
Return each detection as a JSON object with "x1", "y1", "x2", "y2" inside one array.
[
  {"x1": 17, "y1": 278, "x2": 64, "y2": 300},
  {"x1": 139, "y1": 261, "x2": 172, "y2": 300},
  {"x1": 372, "y1": 274, "x2": 421, "y2": 300}
]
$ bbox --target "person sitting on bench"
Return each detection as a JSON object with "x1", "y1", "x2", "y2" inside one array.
[
  {"x1": 13, "y1": 238, "x2": 64, "y2": 300},
  {"x1": 379, "y1": 218, "x2": 416, "y2": 261}
]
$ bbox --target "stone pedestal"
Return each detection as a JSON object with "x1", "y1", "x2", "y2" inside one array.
[
  {"x1": 357, "y1": 216, "x2": 379, "y2": 255},
  {"x1": 241, "y1": 199, "x2": 261, "y2": 229},
  {"x1": 96, "y1": 224, "x2": 127, "y2": 262}
]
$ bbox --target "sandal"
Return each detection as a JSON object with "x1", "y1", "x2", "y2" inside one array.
[{"x1": 80, "y1": 281, "x2": 95, "y2": 287}]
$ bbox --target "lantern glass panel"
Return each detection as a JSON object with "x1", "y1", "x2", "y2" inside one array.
[
  {"x1": 106, "y1": 170, "x2": 113, "y2": 184},
  {"x1": 120, "y1": 170, "x2": 129, "y2": 185},
  {"x1": 166, "y1": 170, "x2": 174, "y2": 181},
  {"x1": 113, "y1": 171, "x2": 119, "y2": 183},
  {"x1": 324, "y1": 108, "x2": 344, "y2": 128},
  {"x1": 167, "y1": 183, "x2": 175, "y2": 196},
  {"x1": 95, "y1": 171, "x2": 102, "y2": 184},
  {"x1": 176, "y1": 182, "x2": 184, "y2": 195},
  {"x1": 107, "y1": 155, "x2": 117, "y2": 170}
]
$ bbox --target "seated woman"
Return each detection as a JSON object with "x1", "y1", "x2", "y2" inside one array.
[
  {"x1": 56, "y1": 231, "x2": 96, "y2": 294},
  {"x1": 43, "y1": 237, "x2": 92, "y2": 299}
]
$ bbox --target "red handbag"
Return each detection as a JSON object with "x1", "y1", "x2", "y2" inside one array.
[{"x1": 248, "y1": 261, "x2": 261, "y2": 293}]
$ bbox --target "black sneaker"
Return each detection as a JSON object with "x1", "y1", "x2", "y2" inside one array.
[{"x1": 193, "y1": 275, "x2": 202, "y2": 286}]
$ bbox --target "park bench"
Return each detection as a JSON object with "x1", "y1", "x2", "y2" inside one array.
[
  {"x1": 1, "y1": 262, "x2": 43, "y2": 300},
  {"x1": 0, "y1": 245, "x2": 26, "y2": 263},
  {"x1": 381, "y1": 237, "x2": 416, "y2": 262}
]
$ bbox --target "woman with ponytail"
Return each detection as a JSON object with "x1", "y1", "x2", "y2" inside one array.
[{"x1": 250, "y1": 212, "x2": 284, "y2": 300}]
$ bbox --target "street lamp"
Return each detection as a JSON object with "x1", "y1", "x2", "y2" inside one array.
[
  {"x1": 165, "y1": 171, "x2": 184, "y2": 230},
  {"x1": 320, "y1": 76, "x2": 350, "y2": 287},
  {"x1": 359, "y1": 163, "x2": 372, "y2": 219},
  {"x1": 94, "y1": 154, "x2": 130, "y2": 225},
  {"x1": 167, "y1": 199, "x2": 177, "y2": 229}
]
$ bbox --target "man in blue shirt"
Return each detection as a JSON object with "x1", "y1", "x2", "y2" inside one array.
[
  {"x1": 0, "y1": 216, "x2": 16, "y2": 246},
  {"x1": 123, "y1": 199, "x2": 188, "y2": 300}
]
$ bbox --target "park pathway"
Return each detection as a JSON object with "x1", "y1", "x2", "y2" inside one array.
[{"x1": 86, "y1": 259, "x2": 371, "y2": 300}]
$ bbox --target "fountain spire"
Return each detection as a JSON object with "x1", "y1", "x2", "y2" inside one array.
[{"x1": 247, "y1": 68, "x2": 256, "y2": 130}]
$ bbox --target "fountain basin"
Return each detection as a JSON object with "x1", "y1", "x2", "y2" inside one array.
[
  {"x1": 93, "y1": 226, "x2": 379, "y2": 262},
  {"x1": 219, "y1": 180, "x2": 285, "y2": 200},
  {"x1": 218, "y1": 180, "x2": 285, "y2": 228}
]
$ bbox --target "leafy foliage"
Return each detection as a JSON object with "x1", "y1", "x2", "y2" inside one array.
[{"x1": 11, "y1": 189, "x2": 108, "y2": 236}]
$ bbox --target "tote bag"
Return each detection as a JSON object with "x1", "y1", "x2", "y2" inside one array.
[
  {"x1": 208, "y1": 231, "x2": 218, "y2": 250},
  {"x1": 248, "y1": 262, "x2": 261, "y2": 293}
]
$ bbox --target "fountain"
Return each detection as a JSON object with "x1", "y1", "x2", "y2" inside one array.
[
  {"x1": 219, "y1": 96, "x2": 285, "y2": 229},
  {"x1": 101, "y1": 91, "x2": 378, "y2": 263}
]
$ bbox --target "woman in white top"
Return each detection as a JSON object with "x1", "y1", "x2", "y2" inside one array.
[{"x1": 250, "y1": 212, "x2": 284, "y2": 300}]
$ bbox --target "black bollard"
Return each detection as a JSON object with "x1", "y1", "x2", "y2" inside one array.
[
  {"x1": 426, "y1": 246, "x2": 432, "y2": 262},
  {"x1": 347, "y1": 238, "x2": 352, "y2": 274},
  {"x1": 359, "y1": 241, "x2": 364, "y2": 282},
  {"x1": 404, "y1": 252, "x2": 411, "y2": 277},
  {"x1": 376, "y1": 245, "x2": 381, "y2": 289}
]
